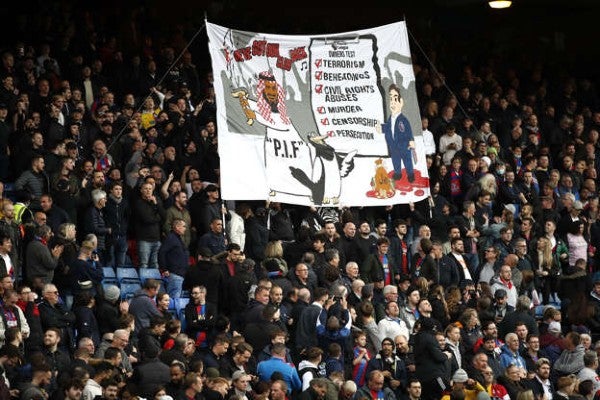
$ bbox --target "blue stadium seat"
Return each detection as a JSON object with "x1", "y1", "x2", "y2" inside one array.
[
  {"x1": 116, "y1": 267, "x2": 140, "y2": 283},
  {"x1": 138, "y1": 268, "x2": 162, "y2": 284},
  {"x1": 174, "y1": 298, "x2": 190, "y2": 314},
  {"x1": 120, "y1": 282, "x2": 142, "y2": 299},
  {"x1": 102, "y1": 277, "x2": 119, "y2": 286},
  {"x1": 103, "y1": 267, "x2": 116, "y2": 279}
]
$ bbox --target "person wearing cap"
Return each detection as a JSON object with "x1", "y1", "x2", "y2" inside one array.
[
  {"x1": 95, "y1": 284, "x2": 123, "y2": 337},
  {"x1": 440, "y1": 368, "x2": 488, "y2": 400},
  {"x1": 490, "y1": 289, "x2": 513, "y2": 324}
]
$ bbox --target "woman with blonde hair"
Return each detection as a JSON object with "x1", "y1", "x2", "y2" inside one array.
[
  {"x1": 261, "y1": 240, "x2": 288, "y2": 275},
  {"x1": 532, "y1": 236, "x2": 560, "y2": 305},
  {"x1": 415, "y1": 276, "x2": 429, "y2": 298}
]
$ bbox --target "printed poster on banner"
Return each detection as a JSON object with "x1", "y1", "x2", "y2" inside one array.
[{"x1": 206, "y1": 20, "x2": 430, "y2": 207}]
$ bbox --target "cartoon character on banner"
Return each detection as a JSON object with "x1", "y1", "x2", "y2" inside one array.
[
  {"x1": 290, "y1": 132, "x2": 356, "y2": 205},
  {"x1": 232, "y1": 71, "x2": 356, "y2": 205},
  {"x1": 375, "y1": 83, "x2": 416, "y2": 185},
  {"x1": 370, "y1": 158, "x2": 395, "y2": 199}
]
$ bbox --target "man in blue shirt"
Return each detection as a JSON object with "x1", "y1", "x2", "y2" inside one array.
[{"x1": 257, "y1": 342, "x2": 301, "y2": 394}]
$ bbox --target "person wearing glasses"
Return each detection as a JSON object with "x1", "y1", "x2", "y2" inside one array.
[
  {"x1": 497, "y1": 363, "x2": 528, "y2": 400},
  {"x1": 183, "y1": 285, "x2": 216, "y2": 350},
  {"x1": 38, "y1": 283, "x2": 75, "y2": 351},
  {"x1": 481, "y1": 366, "x2": 510, "y2": 400}
]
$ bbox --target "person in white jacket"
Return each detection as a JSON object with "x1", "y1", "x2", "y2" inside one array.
[
  {"x1": 377, "y1": 301, "x2": 409, "y2": 346},
  {"x1": 0, "y1": 289, "x2": 30, "y2": 347}
]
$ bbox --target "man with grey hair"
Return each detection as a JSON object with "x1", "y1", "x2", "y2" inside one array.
[
  {"x1": 38, "y1": 283, "x2": 75, "y2": 351},
  {"x1": 374, "y1": 284, "x2": 400, "y2": 321},
  {"x1": 499, "y1": 333, "x2": 527, "y2": 376},
  {"x1": 339, "y1": 380, "x2": 357, "y2": 400},
  {"x1": 160, "y1": 333, "x2": 189, "y2": 366},
  {"x1": 578, "y1": 350, "x2": 600, "y2": 393},
  {"x1": 95, "y1": 329, "x2": 134, "y2": 375},
  {"x1": 334, "y1": 261, "x2": 360, "y2": 296},
  {"x1": 84, "y1": 188, "x2": 110, "y2": 263}
]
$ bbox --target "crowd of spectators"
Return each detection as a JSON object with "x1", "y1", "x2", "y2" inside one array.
[{"x1": 0, "y1": 4, "x2": 600, "y2": 400}]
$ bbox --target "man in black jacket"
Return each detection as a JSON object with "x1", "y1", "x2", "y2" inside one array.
[
  {"x1": 413, "y1": 317, "x2": 452, "y2": 400},
  {"x1": 498, "y1": 295, "x2": 539, "y2": 339},
  {"x1": 159, "y1": 218, "x2": 189, "y2": 299},
  {"x1": 131, "y1": 345, "x2": 170, "y2": 399},
  {"x1": 133, "y1": 182, "x2": 165, "y2": 269},
  {"x1": 137, "y1": 316, "x2": 167, "y2": 361},
  {"x1": 42, "y1": 327, "x2": 72, "y2": 394},
  {"x1": 38, "y1": 283, "x2": 75, "y2": 351},
  {"x1": 104, "y1": 182, "x2": 130, "y2": 267},
  {"x1": 183, "y1": 285, "x2": 216, "y2": 349}
]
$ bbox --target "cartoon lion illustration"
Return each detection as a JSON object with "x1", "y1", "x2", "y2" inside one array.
[{"x1": 370, "y1": 158, "x2": 395, "y2": 199}]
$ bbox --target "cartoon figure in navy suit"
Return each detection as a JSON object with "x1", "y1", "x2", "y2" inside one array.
[{"x1": 376, "y1": 84, "x2": 415, "y2": 183}]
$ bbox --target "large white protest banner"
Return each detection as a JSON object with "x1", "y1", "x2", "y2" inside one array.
[{"x1": 207, "y1": 21, "x2": 430, "y2": 207}]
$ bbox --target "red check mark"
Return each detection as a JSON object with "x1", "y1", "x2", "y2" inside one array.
[
  {"x1": 315, "y1": 85, "x2": 323, "y2": 94},
  {"x1": 315, "y1": 71, "x2": 323, "y2": 80},
  {"x1": 315, "y1": 59, "x2": 322, "y2": 68},
  {"x1": 317, "y1": 106, "x2": 325, "y2": 114},
  {"x1": 320, "y1": 118, "x2": 329, "y2": 125}
]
